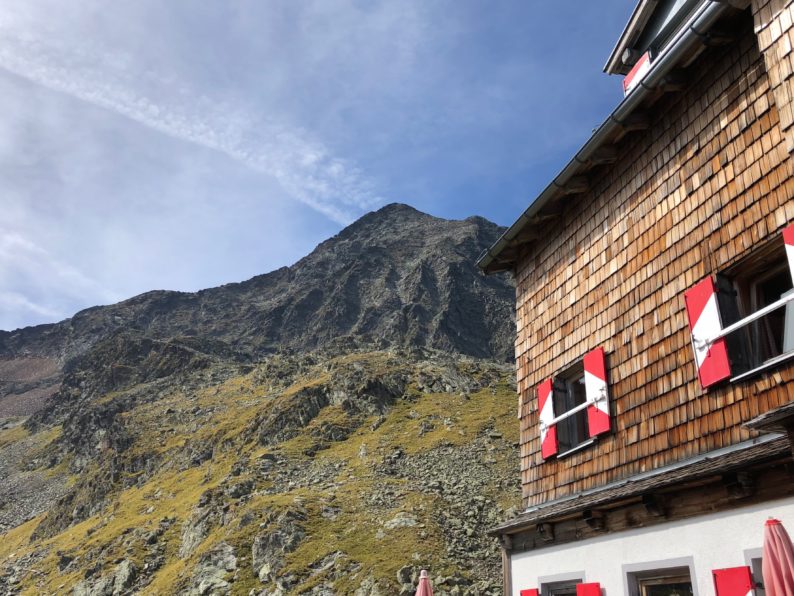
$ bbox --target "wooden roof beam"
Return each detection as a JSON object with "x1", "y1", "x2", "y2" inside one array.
[
  {"x1": 698, "y1": 28, "x2": 738, "y2": 47},
  {"x1": 658, "y1": 70, "x2": 688, "y2": 93},
  {"x1": 618, "y1": 112, "x2": 650, "y2": 132},
  {"x1": 531, "y1": 210, "x2": 562, "y2": 223},
  {"x1": 587, "y1": 145, "x2": 618, "y2": 165},
  {"x1": 554, "y1": 175, "x2": 589, "y2": 195},
  {"x1": 536, "y1": 522, "x2": 555, "y2": 543},
  {"x1": 723, "y1": 471, "x2": 755, "y2": 499},
  {"x1": 582, "y1": 509, "x2": 606, "y2": 532}
]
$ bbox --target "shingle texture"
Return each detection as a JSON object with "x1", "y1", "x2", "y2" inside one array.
[
  {"x1": 515, "y1": 11, "x2": 794, "y2": 508},
  {"x1": 492, "y1": 437, "x2": 790, "y2": 534}
]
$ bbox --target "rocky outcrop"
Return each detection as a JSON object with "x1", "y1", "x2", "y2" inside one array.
[
  {"x1": 185, "y1": 543, "x2": 237, "y2": 596},
  {"x1": 73, "y1": 559, "x2": 137, "y2": 596},
  {"x1": 0, "y1": 351, "x2": 519, "y2": 594},
  {"x1": 252, "y1": 507, "x2": 307, "y2": 584},
  {"x1": 0, "y1": 204, "x2": 514, "y2": 366},
  {"x1": 179, "y1": 490, "x2": 228, "y2": 559},
  {"x1": 253, "y1": 369, "x2": 408, "y2": 447}
]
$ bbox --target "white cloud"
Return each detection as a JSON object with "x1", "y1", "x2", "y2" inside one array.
[
  {"x1": 0, "y1": 228, "x2": 121, "y2": 329},
  {"x1": 0, "y1": 17, "x2": 383, "y2": 225},
  {"x1": 0, "y1": 292, "x2": 60, "y2": 319}
]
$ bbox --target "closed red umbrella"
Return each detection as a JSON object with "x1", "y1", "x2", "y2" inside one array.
[
  {"x1": 415, "y1": 569, "x2": 434, "y2": 596},
  {"x1": 763, "y1": 518, "x2": 794, "y2": 596}
]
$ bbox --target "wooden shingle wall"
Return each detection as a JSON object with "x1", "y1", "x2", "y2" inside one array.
[
  {"x1": 515, "y1": 14, "x2": 794, "y2": 508},
  {"x1": 753, "y1": 0, "x2": 794, "y2": 152}
]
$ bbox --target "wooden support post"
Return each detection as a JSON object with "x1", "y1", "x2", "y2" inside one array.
[{"x1": 502, "y1": 548, "x2": 512, "y2": 596}]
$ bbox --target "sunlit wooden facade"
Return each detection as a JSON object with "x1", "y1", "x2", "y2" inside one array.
[{"x1": 480, "y1": 1, "x2": 794, "y2": 594}]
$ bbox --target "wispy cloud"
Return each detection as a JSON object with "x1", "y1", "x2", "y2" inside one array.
[
  {"x1": 0, "y1": 229, "x2": 121, "y2": 329},
  {"x1": 0, "y1": 291, "x2": 61, "y2": 321},
  {"x1": 0, "y1": 29, "x2": 382, "y2": 224},
  {"x1": 0, "y1": 0, "x2": 632, "y2": 332}
]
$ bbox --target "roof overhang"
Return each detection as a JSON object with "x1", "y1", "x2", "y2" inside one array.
[
  {"x1": 488, "y1": 435, "x2": 790, "y2": 537},
  {"x1": 745, "y1": 402, "x2": 794, "y2": 434},
  {"x1": 604, "y1": 0, "x2": 660, "y2": 76},
  {"x1": 478, "y1": 0, "x2": 749, "y2": 275}
]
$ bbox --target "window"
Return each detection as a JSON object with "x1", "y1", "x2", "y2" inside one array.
[
  {"x1": 638, "y1": 574, "x2": 693, "y2": 596},
  {"x1": 553, "y1": 363, "x2": 590, "y2": 454},
  {"x1": 540, "y1": 579, "x2": 580, "y2": 596},
  {"x1": 750, "y1": 557, "x2": 765, "y2": 596},
  {"x1": 685, "y1": 222, "x2": 794, "y2": 388},
  {"x1": 718, "y1": 240, "x2": 794, "y2": 375},
  {"x1": 538, "y1": 347, "x2": 611, "y2": 459},
  {"x1": 627, "y1": 566, "x2": 693, "y2": 596}
]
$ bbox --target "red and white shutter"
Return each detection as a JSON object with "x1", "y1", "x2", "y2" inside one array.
[
  {"x1": 519, "y1": 590, "x2": 539, "y2": 596},
  {"x1": 576, "y1": 583, "x2": 602, "y2": 596},
  {"x1": 584, "y1": 347, "x2": 610, "y2": 436},
  {"x1": 623, "y1": 52, "x2": 651, "y2": 96},
  {"x1": 784, "y1": 222, "x2": 794, "y2": 283},
  {"x1": 684, "y1": 277, "x2": 732, "y2": 388},
  {"x1": 712, "y1": 566, "x2": 754, "y2": 596},
  {"x1": 538, "y1": 379, "x2": 558, "y2": 459}
]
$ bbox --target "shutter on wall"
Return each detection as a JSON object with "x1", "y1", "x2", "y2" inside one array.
[
  {"x1": 519, "y1": 590, "x2": 539, "y2": 596},
  {"x1": 538, "y1": 379, "x2": 558, "y2": 459},
  {"x1": 584, "y1": 347, "x2": 610, "y2": 436},
  {"x1": 575, "y1": 583, "x2": 601, "y2": 596},
  {"x1": 785, "y1": 222, "x2": 794, "y2": 283},
  {"x1": 712, "y1": 566, "x2": 754, "y2": 596},
  {"x1": 684, "y1": 277, "x2": 732, "y2": 388},
  {"x1": 783, "y1": 223, "x2": 794, "y2": 355}
]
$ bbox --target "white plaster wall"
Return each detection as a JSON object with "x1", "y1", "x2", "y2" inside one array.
[{"x1": 510, "y1": 496, "x2": 794, "y2": 596}]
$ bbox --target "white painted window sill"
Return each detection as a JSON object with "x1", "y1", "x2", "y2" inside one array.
[
  {"x1": 556, "y1": 438, "x2": 597, "y2": 459},
  {"x1": 730, "y1": 350, "x2": 794, "y2": 383}
]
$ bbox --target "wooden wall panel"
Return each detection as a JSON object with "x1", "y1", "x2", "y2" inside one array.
[
  {"x1": 752, "y1": 0, "x2": 794, "y2": 152},
  {"x1": 515, "y1": 14, "x2": 794, "y2": 507}
]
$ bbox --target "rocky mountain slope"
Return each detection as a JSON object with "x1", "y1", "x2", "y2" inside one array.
[
  {"x1": 0, "y1": 204, "x2": 513, "y2": 365},
  {"x1": 0, "y1": 205, "x2": 519, "y2": 595}
]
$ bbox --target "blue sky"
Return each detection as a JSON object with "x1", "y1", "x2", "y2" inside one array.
[{"x1": 1, "y1": 0, "x2": 634, "y2": 331}]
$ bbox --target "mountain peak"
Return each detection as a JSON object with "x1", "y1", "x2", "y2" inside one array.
[
  {"x1": 1, "y1": 207, "x2": 515, "y2": 365},
  {"x1": 372, "y1": 202, "x2": 423, "y2": 216}
]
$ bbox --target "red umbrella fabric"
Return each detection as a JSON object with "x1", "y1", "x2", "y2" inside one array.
[
  {"x1": 763, "y1": 518, "x2": 794, "y2": 596},
  {"x1": 415, "y1": 569, "x2": 434, "y2": 596}
]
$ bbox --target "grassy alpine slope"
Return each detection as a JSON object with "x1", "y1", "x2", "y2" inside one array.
[{"x1": 0, "y1": 350, "x2": 519, "y2": 595}]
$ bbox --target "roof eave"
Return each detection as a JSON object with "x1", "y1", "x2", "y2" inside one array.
[
  {"x1": 604, "y1": 0, "x2": 660, "y2": 76},
  {"x1": 487, "y1": 435, "x2": 789, "y2": 537},
  {"x1": 477, "y1": 0, "x2": 733, "y2": 275}
]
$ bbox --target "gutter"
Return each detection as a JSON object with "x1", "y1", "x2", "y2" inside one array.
[{"x1": 477, "y1": 0, "x2": 737, "y2": 274}]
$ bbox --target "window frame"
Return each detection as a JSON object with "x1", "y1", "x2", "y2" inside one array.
[
  {"x1": 743, "y1": 547, "x2": 765, "y2": 596},
  {"x1": 686, "y1": 223, "x2": 794, "y2": 388},
  {"x1": 719, "y1": 239, "x2": 794, "y2": 378},
  {"x1": 623, "y1": 559, "x2": 697, "y2": 596},
  {"x1": 538, "y1": 347, "x2": 611, "y2": 460},
  {"x1": 553, "y1": 361, "x2": 591, "y2": 456},
  {"x1": 637, "y1": 573, "x2": 693, "y2": 596},
  {"x1": 538, "y1": 573, "x2": 585, "y2": 596}
]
